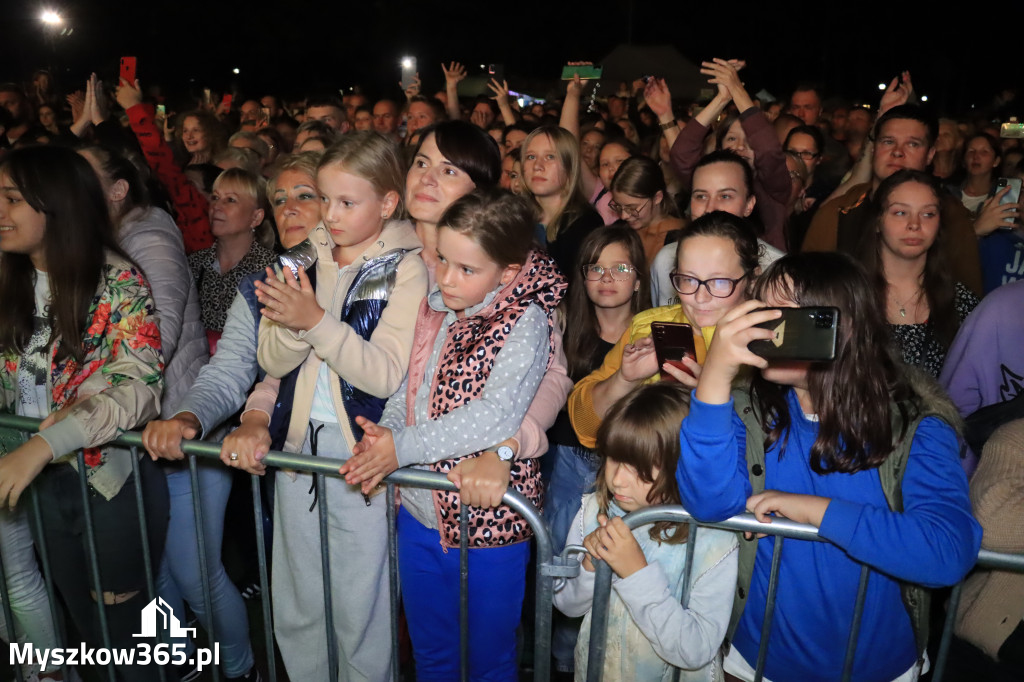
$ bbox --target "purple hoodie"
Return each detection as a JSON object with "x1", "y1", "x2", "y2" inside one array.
[{"x1": 940, "y1": 279, "x2": 1024, "y2": 473}]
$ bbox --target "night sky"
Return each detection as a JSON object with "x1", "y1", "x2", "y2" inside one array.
[{"x1": 2, "y1": 1, "x2": 1018, "y2": 117}]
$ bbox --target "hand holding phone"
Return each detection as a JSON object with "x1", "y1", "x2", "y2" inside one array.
[
  {"x1": 651, "y1": 322, "x2": 698, "y2": 382},
  {"x1": 747, "y1": 307, "x2": 839, "y2": 361},
  {"x1": 119, "y1": 57, "x2": 137, "y2": 86}
]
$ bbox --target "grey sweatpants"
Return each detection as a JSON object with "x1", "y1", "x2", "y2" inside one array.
[{"x1": 272, "y1": 420, "x2": 393, "y2": 681}]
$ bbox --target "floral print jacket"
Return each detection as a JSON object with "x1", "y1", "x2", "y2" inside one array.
[{"x1": 0, "y1": 255, "x2": 164, "y2": 500}]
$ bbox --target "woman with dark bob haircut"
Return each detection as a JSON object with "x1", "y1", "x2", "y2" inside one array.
[{"x1": 0, "y1": 145, "x2": 168, "y2": 681}]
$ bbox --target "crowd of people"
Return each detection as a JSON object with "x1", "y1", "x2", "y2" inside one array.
[{"x1": 0, "y1": 57, "x2": 1020, "y2": 682}]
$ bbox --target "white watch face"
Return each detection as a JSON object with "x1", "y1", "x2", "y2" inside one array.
[{"x1": 497, "y1": 446, "x2": 514, "y2": 461}]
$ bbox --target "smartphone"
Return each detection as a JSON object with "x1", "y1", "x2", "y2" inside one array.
[
  {"x1": 221, "y1": 93, "x2": 233, "y2": 111},
  {"x1": 748, "y1": 307, "x2": 839, "y2": 361},
  {"x1": 400, "y1": 56, "x2": 417, "y2": 92},
  {"x1": 119, "y1": 56, "x2": 137, "y2": 85},
  {"x1": 561, "y1": 64, "x2": 603, "y2": 80},
  {"x1": 651, "y1": 322, "x2": 697, "y2": 381},
  {"x1": 259, "y1": 106, "x2": 271, "y2": 126},
  {"x1": 488, "y1": 63, "x2": 505, "y2": 84},
  {"x1": 156, "y1": 104, "x2": 166, "y2": 119},
  {"x1": 203, "y1": 88, "x2": 212, "y2": 106},
  {"x1": 997, "y1": 177, "x2": 1022, "y2": 228},
  {"x1": 1000, "y1": 120, "x2": 1024, "y2": 139}
]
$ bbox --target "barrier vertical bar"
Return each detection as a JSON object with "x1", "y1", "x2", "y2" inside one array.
[
  {"x1": 316, "y1": 474, "x2": 338, "y2": 680},
  {"x1": 459, "y1": 503, "x2": 470, "y2": 682},
  {"x1": 585, "y1": 559, "x2": 614, "y2": 682},
  {"x1": 76, "y1": 451, "x2": 116, "y2": 681},
  {"x1": 679, "y1": 523, "x2": 699, "y2": 609},
  {"x1": 532, "y1": 517, "x2": 554, "y2": 682},
  {"x1": 188, "y1": 454, "x2": 220, "y2": 682},
  {"x1": 840, "y1": 565, "x2": 870, "y2": 682},
  {"x1": 752, "y1": 537, "x2": 784, "y2": 682},
  {"x1": 386, "y1": 482, "x2": 400, "y2": 682},
  {"x1": 29, "y1": 483, "x2": 70, "y2": 681},
  {"x1": 932, "y1": 582, "x2": 963, "y2": 682},
  {"x1": 251, "y1": 475, "x2": 276, "y2": 682},
  {"x1": 128, "y1": 447, "x2": 167, "y2": 682}
]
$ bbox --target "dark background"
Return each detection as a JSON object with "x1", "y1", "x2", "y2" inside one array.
[{"x1": 2, "y1": 1, "x2": 1018, "y2": 116}]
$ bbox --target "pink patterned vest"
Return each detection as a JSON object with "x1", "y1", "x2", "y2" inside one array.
[{"x1": 404, "y1": 249, "x2": 566, "y2": 547}]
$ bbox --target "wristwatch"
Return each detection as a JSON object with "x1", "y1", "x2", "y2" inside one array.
[{"x1": 495, "y1": 445, "x2": 515, "y2": 462}]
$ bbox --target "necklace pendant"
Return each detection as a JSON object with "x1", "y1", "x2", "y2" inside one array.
[{"x1": 899, "y1": 307, "x2": 906, "y2": 318}]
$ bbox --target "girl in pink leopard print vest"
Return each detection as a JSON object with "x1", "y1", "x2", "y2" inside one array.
[{"x1": 343, "y1": 187, "x2": 566, "y2": 680}]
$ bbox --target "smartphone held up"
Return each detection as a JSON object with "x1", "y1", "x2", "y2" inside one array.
[{"x1": 748, "y1": 307, "x2": 839, "y2": 362}]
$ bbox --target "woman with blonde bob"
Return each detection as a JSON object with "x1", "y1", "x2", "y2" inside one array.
[{"x1": 521, "y1": 124, "x2": 603, "y2": 275}]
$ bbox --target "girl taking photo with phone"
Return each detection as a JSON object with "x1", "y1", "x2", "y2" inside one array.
[{"x1": 676, "y1": 251, "x2": 981, "y2": 682}]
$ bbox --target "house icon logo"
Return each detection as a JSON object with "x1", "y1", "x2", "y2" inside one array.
[{"x1": 133, "y1": 597, "x2": 197, "y2": 638}]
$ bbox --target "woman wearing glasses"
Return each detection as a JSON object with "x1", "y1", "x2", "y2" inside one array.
[
  {"x1": 568, "y1": 211, "x2": 760, "y2": 448},
  {"x1": 608, "y1": 156, "x2": 685, "y2": 265}
]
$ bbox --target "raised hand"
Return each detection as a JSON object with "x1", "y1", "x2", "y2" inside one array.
[
  {"x1": 644, "y1": 77, "x2": 673, "y2": 119},
  {"x1": 619, "y1": 336, "x2": 659, "y2": 383},
  {"x1": 487, "y1": 78, "x2": 510, "y2": 106},
  {"x1": 402, "y1": 73, "x2": 422, "y2": 101},
  {"x1": 696, "y1": 300, "x2": 780, "y2": 405},
  {"x1": 700, "y1": 58, "x2": 752, "y2": 110},
  {"x1": 115, "y1": 77, "x2": 143, "y2": 112},
  {"x1": 442, "y1": 62, "x2": 467, "y2": 87},
  {"x1": 975, "y1": 185, "x2": 1022, "y2": 236},
  {"x1": 254, "y1": 266, "x2": 325, "y2": 332},
  {"x1": 89, "y1": 73, "x2": 109, "y2": 125},
  {"x1": 879, "y1": 71, "x2": 913, "y2": 115}
]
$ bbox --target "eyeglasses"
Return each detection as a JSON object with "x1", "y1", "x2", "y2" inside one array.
[
  {"x1": 608, "y1": 197, "x2": 650, "y2": 219},
  {"x1": 669, "y1": 272, "x2": 747, "y2": 297},
  {"x1": 786, "y1": 149, "x2": 819, "y2": 161},
  {"x1": 582, "y1": 263, "x2": 636, "y2": 281}
]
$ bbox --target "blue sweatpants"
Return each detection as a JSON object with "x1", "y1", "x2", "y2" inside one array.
[{"x1": 397, "y1": 505, "x2": 529, "y2": 682}]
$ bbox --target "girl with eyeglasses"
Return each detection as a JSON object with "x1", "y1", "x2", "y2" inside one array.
[
  {"x1": 546, "y1": 224, "x2": 651, "y2": 674},
  {"x1": 608, "y1": 156, "x2": 685, "y2": 265},
  {"x1": 568, "y1": 211, "x2": 760, "y2": 449}
]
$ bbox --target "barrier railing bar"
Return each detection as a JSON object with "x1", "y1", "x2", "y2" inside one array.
[
  {"x1": 315, "y1": 473, "x2": 338, "y2": 681},
  {"x1": 680, "y1": 523, "x2": 699, "y2": 609},
  {"x1": 250, "y1": 474, "x2": 277, "y2": 682},
  {"x1": 128, "y1": 447, "x2": 166, "y2": 682},
  {"x1": 385, "y1": 481, "x2": 399, "y2": 682},
  {"x1": 932, "y1": 582, "x2": 963, "y2": 682},
  {"x1": 75, "y1": 450, "x2": 116, "y2": 681},
  {"x1": 459, "y1": 502, "x2": 470, "y2": 682},
  {"x1": 841, "y1": 564, "x2": 871, "y2": 681},
  {"x1": 188, "y1": 454, "x2": 220, "y2": 682}
]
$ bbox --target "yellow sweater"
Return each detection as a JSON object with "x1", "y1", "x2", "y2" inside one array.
[{"x1": 567, "y1": 305, "x2": 715, "y2": 448}]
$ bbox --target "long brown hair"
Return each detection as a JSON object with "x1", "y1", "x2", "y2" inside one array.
[
  {"x1": 562, "y1": 225, "x2": 650, "y2": 381},
  {"x1": 861, "y1": 169, "x2": 959, "y2": 348},
  {"x1": 749, "y1": 252, "x2": 919, "y2": 473},
  {"x1": 595, "y1": 382, "x2": 690, "y2": 544},
  {"x1": 0, "y1": 146, "x2": 131, "y2": 363}
]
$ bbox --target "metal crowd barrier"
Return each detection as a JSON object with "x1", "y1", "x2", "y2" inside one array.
[
  {"x1": 0, "y1": 414, "x2": 1020, "y2": 682},
  {"x1": 582, "y1": 505, "x2": 1024, "y2": 682}
]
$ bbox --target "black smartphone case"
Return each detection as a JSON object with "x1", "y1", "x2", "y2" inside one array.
[{"x1": 748, "y1": 307, "x2": 839, "y2": 361}]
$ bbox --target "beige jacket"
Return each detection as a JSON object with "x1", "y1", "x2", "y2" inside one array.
[
  {"x1": 257, "y1": 220, "x2": 428, "y2": 453},
  {"x1": 954, "y1": 419, "x2": 1024, "y2": 659}
]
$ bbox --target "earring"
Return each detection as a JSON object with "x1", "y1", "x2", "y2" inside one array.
[{"x1": 634, "y1": 281, "x2": 640, "y2": 292}]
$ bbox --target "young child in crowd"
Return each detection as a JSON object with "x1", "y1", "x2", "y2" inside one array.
[
  {"x1": 555, "y1": 382, "x2": 737, "y2": 681},
  {"x1": 340, "y1": 187, "x2": 566, "y2": 681},
  {"x1": 253, "y1": 132, "x2": 428, "y2": 681},
  {"x1": 677, "y1": 252, "x2": 981, "y2": 681}
]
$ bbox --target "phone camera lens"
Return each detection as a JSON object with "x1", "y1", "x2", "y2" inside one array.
[{"x1": 814, "y1": 310, "x2": 835, "y2": 329}]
